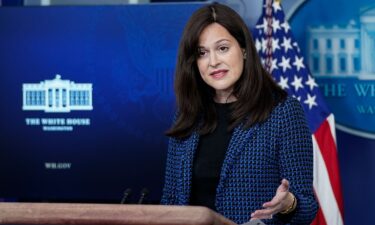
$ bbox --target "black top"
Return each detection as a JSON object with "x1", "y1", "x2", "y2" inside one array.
[{"x1": 190, "y1": 102, "x2": 233, "y2": 210}]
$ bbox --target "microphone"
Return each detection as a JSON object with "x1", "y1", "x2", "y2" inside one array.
[
  {"x1": 120, "y1": 188, "x2": 132, "y2": 204},
  {"x1": 137, "y1": 188, "x2": 149, "y2": 204}
]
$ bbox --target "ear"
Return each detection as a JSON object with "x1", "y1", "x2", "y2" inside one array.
[{"x1": 242, "y1": 49, "x2": 247, "y2": 59}]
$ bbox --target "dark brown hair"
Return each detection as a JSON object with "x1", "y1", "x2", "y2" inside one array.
[{"x1": 166, "y1": 3, "x2": 286, "y2": 138}]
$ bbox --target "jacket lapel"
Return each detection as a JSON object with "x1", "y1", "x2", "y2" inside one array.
[
  {"x1": 215, "y1": 123, "x2": 258, "y2": 205},
  {"x1": 179, "y1": 130, "x2": 199, "y2": 204}
]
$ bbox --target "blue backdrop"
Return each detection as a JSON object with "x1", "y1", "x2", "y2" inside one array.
[
  {"x1": 0, "y1": 3, "x2": 203, "y2": 203},
  {"x1": 1, "y1": 2, "x2": 375, "y2": 224}
]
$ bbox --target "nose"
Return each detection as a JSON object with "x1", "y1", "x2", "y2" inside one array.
[{"x1": 209, "y1": 52, "x2": 220, "y2": 67}]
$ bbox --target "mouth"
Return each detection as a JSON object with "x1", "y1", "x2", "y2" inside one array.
[{"x1": 210, "y1": 69, "x2": 228, "y2": 79}]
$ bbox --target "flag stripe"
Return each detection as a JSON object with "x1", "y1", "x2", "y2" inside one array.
[
  {"x1": 327, "y1": 114, "x2": 337, "y2": 145},
  {"x1": 313, "y1": 134, "x2": 344, "y2": 225},
  {"x1": 314, "y1": 118, "x2": 344, "y2": 216},
  {"x1": 311, "y1": 208, "x2": 328, "y2": 225}
]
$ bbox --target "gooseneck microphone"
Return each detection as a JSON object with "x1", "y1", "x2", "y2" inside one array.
[
  {"x1": 137, "y1": 188, "x2": 149, "y2": 204},
  {"x1": 120, "y1": 188, "x2": 132, "y2": 204}
]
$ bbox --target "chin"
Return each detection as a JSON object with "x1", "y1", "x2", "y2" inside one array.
[{"x1": 212, "y1": 86, "x2": 234, "y2": 93}]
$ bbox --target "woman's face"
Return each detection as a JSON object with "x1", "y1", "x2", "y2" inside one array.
[{"x1": 197, "y1": 22, "x2": 245, "y2": 103}]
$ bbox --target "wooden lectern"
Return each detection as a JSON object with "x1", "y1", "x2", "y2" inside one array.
[{"x1": 0, "y1": 203, "x2": 237, "y2": 225}]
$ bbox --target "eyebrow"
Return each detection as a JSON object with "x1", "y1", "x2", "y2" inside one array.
[
  {"x1": 198, "y1": 39, "x2": 231, "y2": 48},
  {"x1": 215, "y1": 39, "x2": 231, "y2": 44}
]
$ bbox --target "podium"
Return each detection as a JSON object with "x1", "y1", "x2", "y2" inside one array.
[{"x1": 0, "y1": 203, "x2": 237, "y2": 225}]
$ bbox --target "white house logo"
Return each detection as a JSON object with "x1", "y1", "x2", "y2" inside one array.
[
  {"x1": 23, "y1": 74, "x2": 93, "y2": 132},
  {"x1": 22, "y1": 74, "x2": 93, "y2": 113},
  {"x1": 307, "y1": 5, "x2": 375, "y2": 139}
]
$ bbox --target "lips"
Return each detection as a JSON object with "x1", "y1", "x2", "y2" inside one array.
[{"x1": 210, "y1": 69, "x2": 228, "y2": 79}]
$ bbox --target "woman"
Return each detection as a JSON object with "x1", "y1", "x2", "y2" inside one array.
[{"x1": 161, "y1": 3, "x2": 318, "y2": 225}]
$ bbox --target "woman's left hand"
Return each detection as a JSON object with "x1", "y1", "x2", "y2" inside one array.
[{"x1": 250, "y1": 178, "x2": 295, "y2": 220}]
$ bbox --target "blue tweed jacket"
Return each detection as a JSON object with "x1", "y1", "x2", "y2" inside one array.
[{"x1": 161, "y1": 97, "x2": 318, "y2": 225}]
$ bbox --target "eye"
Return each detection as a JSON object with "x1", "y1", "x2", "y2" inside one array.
[
  {"x1": 197, "y1": 48, "x2": 207, "y2": 57},
  {"x1": 218, "y1": 45, "x2": 229, "y2": 52}
]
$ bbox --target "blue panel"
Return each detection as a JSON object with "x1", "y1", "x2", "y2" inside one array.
[{"x1": 0, "y1": 4, "x2": 204, "y2": 203}]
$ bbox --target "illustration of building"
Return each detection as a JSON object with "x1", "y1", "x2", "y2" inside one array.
[
  {"x1": 307, "y1": 5, "x2": 375, "y2": 79},
  {"x1": 22, "y1": 74, "x2": 93, "y2": 112}
]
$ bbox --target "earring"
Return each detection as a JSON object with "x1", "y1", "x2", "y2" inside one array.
[{"x1": 243, "y1": 52, "x2": 247, "y2": 59}]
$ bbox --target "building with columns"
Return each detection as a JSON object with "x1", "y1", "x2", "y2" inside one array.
[
  {"x1": 307, "y1": 5, "x2": 375, "y2": 79},
  {"x1": 22, "y1": 74, "x2": 93, "y2": 113}
]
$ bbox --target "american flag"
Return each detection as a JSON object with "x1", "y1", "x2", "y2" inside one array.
[{"x1": 252, "y1": 0, "x2": 344, "y2": 224}]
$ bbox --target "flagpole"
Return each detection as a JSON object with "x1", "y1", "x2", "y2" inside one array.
[{"x1": 265, "y1": 0, "x2": 273, "y2": 72}]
